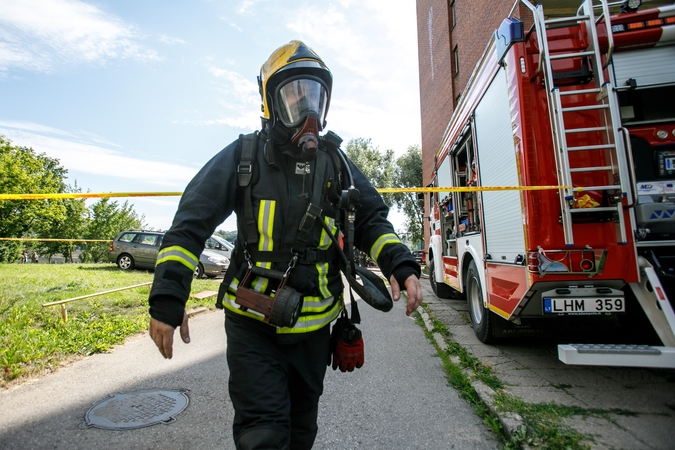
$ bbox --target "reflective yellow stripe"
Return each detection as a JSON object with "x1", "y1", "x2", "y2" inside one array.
[
  {"x1": 369, "y1": 233, "x2": 402, "y2": 261},
  {"x1": 316, "y1": 217, "x2": 336, "y2": 298},
  {"x1": 300, "y1": 294, "x2": 337, "y2": 313},
  {"x1": 222, "y1": 283, "x2": 342, "y2": 334},
  {"x1": 277, "y1": 297, "x2": 342, "y2": 334},
  {"x1": 156, "y1": 246, "x2": 198, "y2": 271},
  {"x1": 316, "y1": 262, "x2": 330, "y2": 298},
  {"x1": 222, "y1": 207, "x2": 342, "y2": 334},
  {"x1": 228, "y1": 276, "x2": 240, "y2": 292},
  {"x1": 254, "y1": 200, "x2": 275, "y2": 292},
  {"x1": 258, "y1": 200, "x2": 275, "y2": 251},
  {"x1": 222, "y1": 291, "x2": 269, "y2": 321},
  {"x1": 318, "y1": 217, "x2": 335, "y2": 249}
]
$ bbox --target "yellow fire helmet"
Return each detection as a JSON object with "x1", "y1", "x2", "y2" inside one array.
[{"x1": 258, "y1": 40, "x2": 332, "y2": 130}]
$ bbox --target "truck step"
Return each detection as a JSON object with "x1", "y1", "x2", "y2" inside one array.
[{"x1": 558, "y1": 344, "x2": 675, "y2": 368}]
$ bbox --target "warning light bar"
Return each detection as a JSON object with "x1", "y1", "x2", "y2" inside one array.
[{"x1": 612, "y1": 16, "x2": 675, "y2": 33}]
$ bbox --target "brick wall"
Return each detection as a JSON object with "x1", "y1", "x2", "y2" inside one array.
[
  {"x1": 416, "y1": 0, "x2": 453, "y2": 193},
  {"x1": 416, "y1": 0, "x2": 521, "y2": 246}
]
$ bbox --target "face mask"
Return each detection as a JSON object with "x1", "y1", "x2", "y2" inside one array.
[{"x1": 291, "y1": 113, "x2": 320, "y2": 160}]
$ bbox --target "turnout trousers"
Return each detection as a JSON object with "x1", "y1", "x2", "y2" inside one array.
[{"x1": 225, "y1": 313, "x2": 331, "y2": 450}]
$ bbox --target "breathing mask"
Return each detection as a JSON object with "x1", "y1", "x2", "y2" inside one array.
[
  {"x1": 258, "y1": 40, "x2": 332, "y2": 159},
  {"x1": 276, "y1": 77, "x2": 328, "y2": 159}
]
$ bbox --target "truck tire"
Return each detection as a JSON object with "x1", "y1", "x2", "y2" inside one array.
[
  {"x1": 466, "y1": 260, "x2": 495, "y2": 343},
  {"x1": 429, "y1": 257, "x2": 454, "y2": 299}
]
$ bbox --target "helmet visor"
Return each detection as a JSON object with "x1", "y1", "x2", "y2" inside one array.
[{"x1": 276, "y1": 78, "x2": 328, "y2": 128}]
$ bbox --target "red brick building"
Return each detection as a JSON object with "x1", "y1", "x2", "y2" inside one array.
[
  {"x1": 416, "y1": 0, "x2": 526, "y2": 245},
  {"x1": 413, "y1": 0, "x2": 665, "y2": 245}
]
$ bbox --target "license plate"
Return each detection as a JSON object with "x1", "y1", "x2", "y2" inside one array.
[{"x1": 543, "y1": 297, "x2": 625, "y2": 315}]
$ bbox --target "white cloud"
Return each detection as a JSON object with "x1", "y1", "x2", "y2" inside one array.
[
  {"x1": 206, "y1": 67, "x2": 261, "y2": 130},
  {"x1": 0, "y1": 120, "x2": 76, "y2": 137},
  {"x1": 158, "y1": 34, "x2": 186, "y2": 45},
  {"x1": 209, "y1": 67, "x2": 258, "y2": 100},
  {"x1": 76, "y1": 130, "x2": 124, "y2": 148},
  {"x1": 282, "y1": 0, "x2": 421, "y2": 153},
  {"x1": 0, "y1": 123, "x2": 197, "y2": 188},
  {"x1": 235, "y1": 0, "x2": 263, "y2": 15},
  {"x1": 206, "y1": 116, "x2": 260, "y2": 129},
  {"x1": 0, "y1": 120, "x2": 126, "y2": 149},
  {"x1": 0, "y1": 0, "x2": 159, "y2": 73},
  {"x1": 328, "y1": 98, "x2": 383, "y2": 135}
]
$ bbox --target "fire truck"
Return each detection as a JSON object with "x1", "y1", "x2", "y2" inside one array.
[{"x1": 425, "y1": 0, "x2": 675, "y2": 368}]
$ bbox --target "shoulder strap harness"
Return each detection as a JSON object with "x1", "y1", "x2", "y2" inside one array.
[{"x1": 235, "y1": 131, "x2": 338, "y2": 266}]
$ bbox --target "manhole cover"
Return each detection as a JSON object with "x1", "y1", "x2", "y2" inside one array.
[{"x1": 84, "y1": 388, "x2": 189, "y2": 430}]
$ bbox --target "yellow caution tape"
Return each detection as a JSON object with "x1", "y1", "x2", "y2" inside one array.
[
  {"x1": 0, "y1": 192, "x2": 183, "y2": 200},
  {"x1": 0, "y1": 186, "x2": 575, "y2": 200},
  {"x1": 377, "y1": 185, "x2": 572, "y2": 193},
  {"x1": 0, "y1": 238, "x2": 112, "y2": 242}
]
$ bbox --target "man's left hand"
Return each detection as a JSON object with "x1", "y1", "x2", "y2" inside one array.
[
  {"x1": 149, "y1": 312, "x2": 190, "y2": 359},
  {"x1": 389, "y1": 274, "x2": 423, "y2": 316}
]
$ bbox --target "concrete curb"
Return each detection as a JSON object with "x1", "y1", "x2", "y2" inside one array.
[
  {"x1": 419, "y1": 309, "x2": 526, "y2": 444},
  {"x1": 186, "y1": 306, "x2": 210, "y2": 317}
]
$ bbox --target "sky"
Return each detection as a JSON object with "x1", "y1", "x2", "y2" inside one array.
[{"x1": 0, "y1": 0, "x2": 421, "y2": 233}]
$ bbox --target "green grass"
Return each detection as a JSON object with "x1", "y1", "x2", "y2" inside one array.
[
  {"x1": 414, "y1": 310, "x2": 505, "y2": 439},
  {"x1": 416, "y1": 303, "x2": 612, "y2": 450},
  {"x1": 0, "y1": 263, "x2": 220, "y2": 386},
  {"x1": 494, "y1": 393, "x2": 592, "y2": 449}
]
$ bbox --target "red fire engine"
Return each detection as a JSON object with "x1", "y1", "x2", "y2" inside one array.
[{"x1": 426, "y1": 0, "x2": 675, "y2": 367}]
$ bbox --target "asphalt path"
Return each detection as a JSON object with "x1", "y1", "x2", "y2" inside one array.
[{"x1": 0, "y1": 292, "x2": 500, "y2": 449}]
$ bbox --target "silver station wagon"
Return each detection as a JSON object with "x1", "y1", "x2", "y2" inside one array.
[{"x1": 108, "y1": 230, "x2": 229, "y2": 278}]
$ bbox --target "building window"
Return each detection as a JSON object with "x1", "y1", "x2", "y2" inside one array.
[
  {"x1": 450, "y1": 1, "x2": 456, "y2": 29},
  {"x1": 453, "y1": 45, "x2": 459, "y2": 76}
]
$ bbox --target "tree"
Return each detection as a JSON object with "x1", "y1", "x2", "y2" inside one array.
[
  {"x1": 80, "y1": 198, "x2": 145, "y2": 263},
  {"x1": 0, "y1": 136, "x2": 67, "y2": 262},
  {"x1": 215, "y1": 229, "x2": 237, "y2": 243},
  {"x1": 343, "y1": 138, "x2": 425, "y2": 246},
  {"x1": 39, "y1": 182, "x2": 88, "y2": 262},
  {"x1": 393, "y1": 145, "x2": 424, "y2": 247},
  {"x1": 344, "y1": 138, "x2": 396, "y2": 207}
]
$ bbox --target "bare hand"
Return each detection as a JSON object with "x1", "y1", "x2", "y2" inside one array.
[
  {"x1": 149, "y1": 312, "x2": 190, "y2": 359},
  {"x1": 389, "y1": 274, "x2": 423, "y2": 316}
]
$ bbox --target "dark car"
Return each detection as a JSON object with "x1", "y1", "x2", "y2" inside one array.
[
  {"x1": 412, "y1": 250, "x2": 425, "y2": 265},
  {"x1": 108, "y1": 230, "x2": 229, "y2": 278},
  {"x1": 108, "y1": 230, "x2": 164, "y2": 270}
]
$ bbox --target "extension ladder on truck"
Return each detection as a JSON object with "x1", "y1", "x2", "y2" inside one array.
[
  {"x1": 530, "y1": 0, "x2": 629, "y2": 246},
  {"x1": 522, "y1": 0, "x2": 675, "y2": 368}
]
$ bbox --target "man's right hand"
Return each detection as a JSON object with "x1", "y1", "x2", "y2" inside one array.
[{"x1": 149, "y1": 312, "x2": 190, "y2": 359}]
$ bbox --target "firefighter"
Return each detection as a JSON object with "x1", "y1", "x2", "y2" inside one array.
[{"x1": 148, "y1": 40, "x2": 422, "y2": 450}]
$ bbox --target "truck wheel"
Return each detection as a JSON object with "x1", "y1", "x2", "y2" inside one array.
[
  {"x1": 270, "y1": 287, "x2": 303, "y2": 328},
  {"x1": 429, "y1": 257, "x2": 454, "y2": 299},
  {"x1": 117, "y1": 254, "x2": 135, "y2": 270},
  {"x1": 466, "y1": 260, "x2": 495, "y2": 343}
]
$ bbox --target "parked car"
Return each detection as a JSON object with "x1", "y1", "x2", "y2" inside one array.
[
  {"x1": 412, "y1": 250, "x2": 425, "y2": 266},
  {"x1": 108, "y1": 230, "x2": 229, "y2": 278},
  {"x1": 109, "y1": 230, "x2": 164, "y2": 271},
  {"x1": 204, "y1": 235, "x2": 234, "y2": 260},
  {"x1": 195, "y1": 248, "x2": 229, "y2": 278}
]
